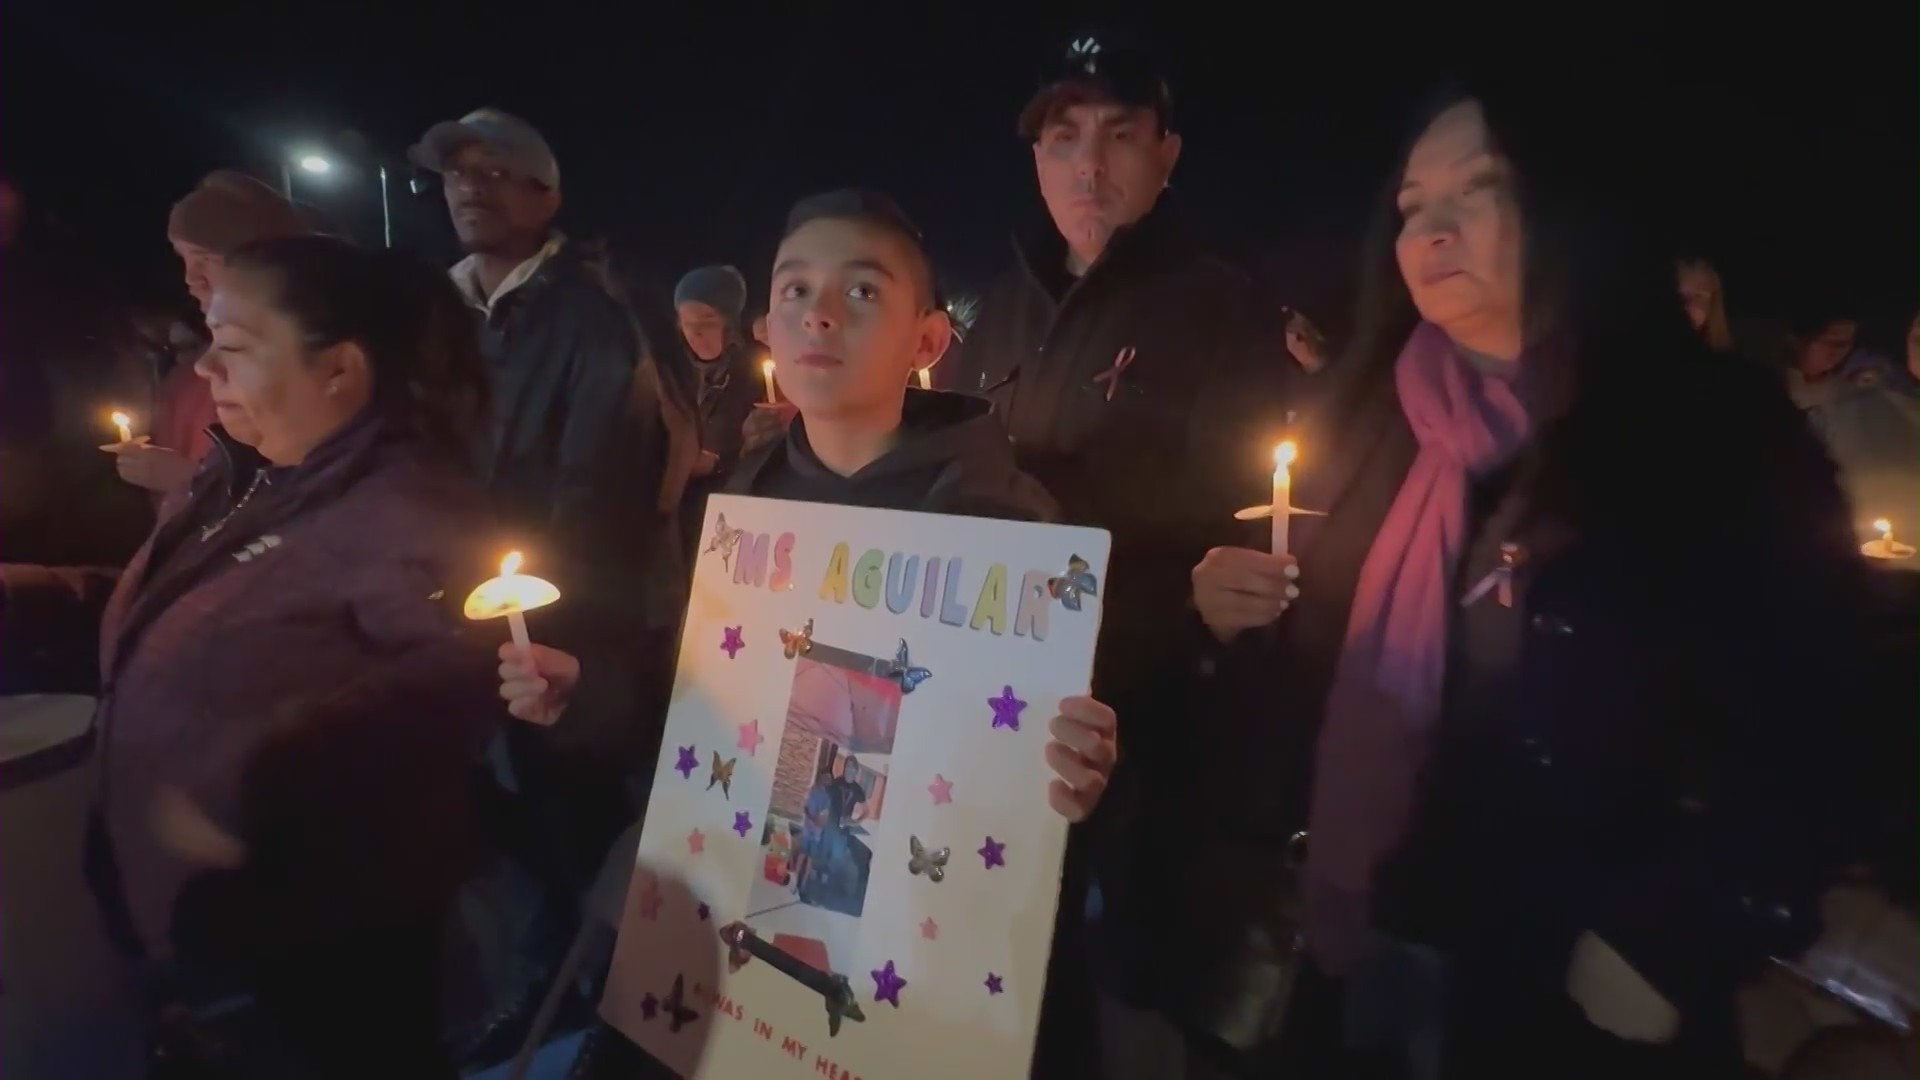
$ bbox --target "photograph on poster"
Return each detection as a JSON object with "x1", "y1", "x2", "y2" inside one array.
[{"x1": 744, "y1": 647, "x2": 900, "y2": 981}]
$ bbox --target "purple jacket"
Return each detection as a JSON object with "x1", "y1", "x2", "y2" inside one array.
[{"x1": 96, "y1": 414, "x2": 502, "y2": 961}]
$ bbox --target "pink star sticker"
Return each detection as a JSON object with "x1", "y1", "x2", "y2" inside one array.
[
  {"x1": 920, "y1": 917, "x2": 939, "y2": 940},
  {"x1": 686, "y1": 828, "x2": 705, "y2": 855},
  {"x1": 736, "y1": 718, "x2": 764, "y2": 756},
  {"x1": 720, "y1": 625, "x2": 744, "y2": 659},
  {"x1": 927, "y1": 773, "x2": 954, "y2": 805},
  {"x1": 637, "y1": 877, "x2": 663, "y2": 921}
]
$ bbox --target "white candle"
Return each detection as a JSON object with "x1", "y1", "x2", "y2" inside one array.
[
  {"x1": 1271, "y1": 441, "x2": 1297, "y2": 555},
  {"x1": 1867, "y1": 518, "x2": 1897, "y2": 559},
  {"x1": 464, "y1": 549, "x2": 561, "y2": 653},
  {"x1": 111, "y1": 410, "x2": 132, "y2": 445},
  {"x1": 915, "y1": 367, "x2": 932, "y2": 390},
  {"x1": 760, "y1": 358, "x2": 778, "y2": 404}
]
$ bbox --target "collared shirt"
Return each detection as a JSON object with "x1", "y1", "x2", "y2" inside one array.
[{"x1": 449, "y1": 232, "x2": 566, "y2": 314}]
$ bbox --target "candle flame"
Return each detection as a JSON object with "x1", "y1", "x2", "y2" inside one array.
[
  {"x1": 761, "y1": 358, "x2": 775, "y2": 378},
  {"x1": 110, "y1": 410, "x2": 131, "y2": 428},
  {"x1": 1274, "y1": 440, "x2": 1298, "y2": 470},
  {"x1": 500, "y1": 551, "x2": 523, "y2": 577},
  {"x1": 1875, "y1": 518, "x2": 1892, "y2": 538}
]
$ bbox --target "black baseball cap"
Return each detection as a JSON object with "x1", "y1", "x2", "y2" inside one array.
[{"x1": 1017, "y1": 34, "x2": 1175, "y2": 141}]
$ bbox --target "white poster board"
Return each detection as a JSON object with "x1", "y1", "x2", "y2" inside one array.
[{"x1": 603, "y1": 494, "x2": 1110, "y2": 1079}]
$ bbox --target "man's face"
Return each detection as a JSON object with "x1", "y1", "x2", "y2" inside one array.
[
  {"x1": 441, "y1": 142, "x2": 558, "y2": 254},
  {"x1": 172, "y1": 239, "x2": 226, "y2": 313},
  {"x1": 1033, "y1": 102, "x2": 1181, "y2": 267},
  {"x1": 678, "y1": 301, "x2": 728, "y2": 362},
  {"x1": 768, "y1": 218, "x2": 948, "y2": 423}
]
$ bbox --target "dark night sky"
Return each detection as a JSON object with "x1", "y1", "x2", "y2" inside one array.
[{"x1": 5, "y1": 3, "x2": 1916, "y2": 339}]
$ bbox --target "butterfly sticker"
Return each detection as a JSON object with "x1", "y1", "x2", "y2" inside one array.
[
  {"x1": 704, "y1": 513, "x2": 743, "y2": 570},
  {"x1": 1043, "y1": 555, "x2": 1100, "y2": 612},
  {"x1": 662, "y1": 974, "x2": 700, "y2": 1033},
  {"x1": 780, "y1": 618, "x2": 814, "y2": 659},
  {"x1": 908, "y1": 835, "x2": 950, "y2": 883},
  {"x1": 886, "y1": 638, "x2": 933, "y2": 694},
  {"x1": 708, "y1": 752, "x2": 736, "y2": 799}
]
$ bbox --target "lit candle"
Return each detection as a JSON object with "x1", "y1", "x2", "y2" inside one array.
[
  {"x1": 1861, "y1": 517, "x2": 1914, "y2": 560},
  {"x1": 1271, "y1": 441, "x2": 1297, "y2": 555},
  {"x1": 915, "y1": 367, "x2": 932, "y2": 390},
  {"x1": 760, "y1": 358, "x2": 778, "y2": 405},
  {"x1": 464, "y1": 550, "x2": 562, "y2": 653},
  {"x1": 110, "y1": 410, "x2": 133, "y2": 445}
]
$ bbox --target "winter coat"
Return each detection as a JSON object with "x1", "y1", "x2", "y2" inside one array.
[
  {"x1": 470, "y1": 239, "x2": 671, "y2": 639},
  {"x1": 90, "y1": 414, "x2": 501, "y2": 963},
  {"x1": 1115, "y1": 339, "x2": 1871, "y2": 1073},
  {"x1": 942, "y1": 195, "x2": 1279, "y2": 764}
]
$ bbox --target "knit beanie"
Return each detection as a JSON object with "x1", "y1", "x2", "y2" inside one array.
[{"x1": 673, "y1": 265, "x2": 748, "y2": 321}]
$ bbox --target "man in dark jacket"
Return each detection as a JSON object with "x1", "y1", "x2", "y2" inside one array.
[
  {"x1": 939, "y1": 35, "x2": 1279, "y2": 1072},
  {"x1": 410, "y1": 108, "x2": 669, "y2": 1065}
]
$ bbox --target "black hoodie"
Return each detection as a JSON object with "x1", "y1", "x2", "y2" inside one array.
[
  {"x1": 551, "y1": 388, "x2": 1056, "y2": 772},
  {"x1": 731, "y1": 388, "x2": 1058, "y2": 522}
]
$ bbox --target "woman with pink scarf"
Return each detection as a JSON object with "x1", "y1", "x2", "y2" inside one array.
[{"x1": 1100, "y1": 79, "x2": 1872, "y2": 1079}]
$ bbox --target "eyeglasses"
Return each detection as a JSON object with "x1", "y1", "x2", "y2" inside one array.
[{"x1": 444, "y1": 164, "x2": 517, "y2": 187}]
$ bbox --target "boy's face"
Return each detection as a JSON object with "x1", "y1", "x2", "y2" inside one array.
[{"x1": 769, "y1": 218, "x2": 949, "y2": 422}]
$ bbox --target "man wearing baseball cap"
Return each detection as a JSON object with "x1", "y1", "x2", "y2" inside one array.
[
  {"x1": 410, "y1": 107, "x2": 672, "y2": 1069},
  {"x1": 941, "y1": 32, "x2": 1279, "y2": 1080}
]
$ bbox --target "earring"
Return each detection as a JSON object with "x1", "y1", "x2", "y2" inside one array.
[{"x1": 326, "y1": 382, "x2": 339, "y2": 397}]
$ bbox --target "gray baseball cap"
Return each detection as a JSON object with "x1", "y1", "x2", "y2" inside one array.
[{"x1": 408, "y1": 108, "x2": 560, "y2": 190}]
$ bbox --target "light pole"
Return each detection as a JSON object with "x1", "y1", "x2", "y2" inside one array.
[{"x1": 283, "y1": 151, "x2": 391, "y2": 248}]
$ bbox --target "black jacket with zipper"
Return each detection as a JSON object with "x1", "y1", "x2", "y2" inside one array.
[
  {"x1": 942, "y1": 197, "x2": 1280, "y2": 740},
  {"x1": 472, "y1": 238, "x2": 667, "y2": 640}
]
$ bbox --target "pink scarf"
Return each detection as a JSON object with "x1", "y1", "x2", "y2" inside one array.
[{"x1": 1302, "y1": 321, "x2": 1530, "y2": 973}]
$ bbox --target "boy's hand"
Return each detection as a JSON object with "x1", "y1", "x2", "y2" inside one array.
[
  {"x1": 1046, "y1": 695, "x2": 1117, "y2": 823},
  {"x1": 498, "y1": 642, "x2": 581, "y2": 726}
]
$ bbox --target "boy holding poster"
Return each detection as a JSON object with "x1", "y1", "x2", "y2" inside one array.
[
  {"x1": 497, "y1": 191, "x2": 1119, "y2": 1076},
  {"x1": 499, "y1": 190, "x2": 1116, "y2": 821}
]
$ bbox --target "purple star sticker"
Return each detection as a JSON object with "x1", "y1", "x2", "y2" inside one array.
[
  {"x1": 979, "y1": 836, "x2": 1006, "y2": 869},
  {"x1": 720, "y1": 625, "x2": 744, "y2": 659},
  {"x1": 985, "y1": 972, "x2": 1004, "y2": 995},
  {"x1": 674, "y1": 745, "x2": 697, "y2": 779},
  {"x1": 696, "y1": 902, "x2": 711, "y2": 922},
  {"x1": 988, "y1": 685, "x2": 1026, "y2": 731},
  {"x1": 871, "y1": 960, "x2": 907, "y2": 1008},
  {"x1": 732, "y1": 810, "x2": 753, "y2": 838},
  {"x1": 640, "y1": 992, "x2": 659, "y2": 1020}
]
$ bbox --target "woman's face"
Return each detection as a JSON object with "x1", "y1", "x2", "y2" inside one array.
[
  {"x1": 197, "y1": 268, "x2": 367, "y2": 465},
  {"x1": 1677, "y1": 265, "x2": 1717, "y2": 332},
  {"x1": 1394, "y1": 100, "x2": 1525, "y2": 359},
  {"x1": 678, "y1": 300, "x2": 728, "y2": 362}
]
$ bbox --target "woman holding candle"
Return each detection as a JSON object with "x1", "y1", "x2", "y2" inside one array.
[
  {"x1": 87, "y1": 236, "x2": 499, "y2": 1076},
  {"x1": 1133, "y1": 78, "x2": 1873, "y2": 1078}
]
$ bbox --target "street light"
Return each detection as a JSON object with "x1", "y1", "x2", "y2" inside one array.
[{"x1": 281, "y1": 149, "x2": 392, "y2": 249}]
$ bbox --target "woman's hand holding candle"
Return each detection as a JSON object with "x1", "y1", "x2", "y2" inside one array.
[
  {"x1": 497, "y1": 642, "x2": 581, "y2": 726},
  {"x1": 1192, "y1": 546, "x2": 1300, "y2": 643}
]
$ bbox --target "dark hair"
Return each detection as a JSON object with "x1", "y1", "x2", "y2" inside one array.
[
  {"x1": 782, "y1": 189, "x2": 937, "y2": 310},
  {"x1": 226, "y1": 236, "x2": 490, "y2": 456},
  {"x1": 1339, "y1": 76, "x2": 1694, "y2": 411}
]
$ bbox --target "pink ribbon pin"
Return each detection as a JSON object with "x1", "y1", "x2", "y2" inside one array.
[{"x1": 1092, "y1": 345, "x2": 1137, "y2": 402}]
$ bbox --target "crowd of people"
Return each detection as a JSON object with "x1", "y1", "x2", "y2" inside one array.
[{"x1": 0, "y1": 34, "x2": 1914, "y2": 1080}]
